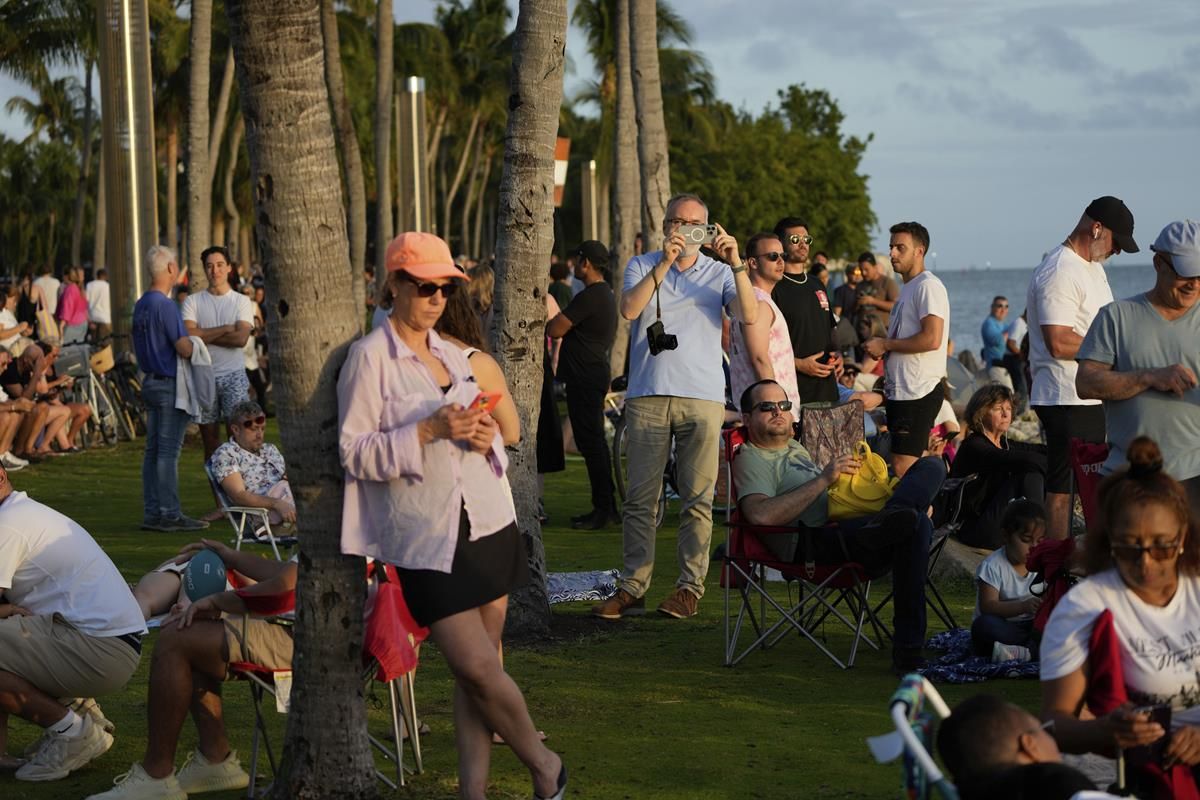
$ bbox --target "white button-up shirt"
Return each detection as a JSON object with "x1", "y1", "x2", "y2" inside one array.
[{"x1": 338, "y1": 322, "x2": 514, "y2": 573}]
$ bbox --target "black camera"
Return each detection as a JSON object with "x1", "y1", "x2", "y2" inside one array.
[{"x1": 647, "y1": 320, "x2": 678, "y2": 356}]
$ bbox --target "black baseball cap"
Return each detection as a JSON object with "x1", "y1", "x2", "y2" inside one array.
[
  {"x1": 571, "y1": 240, "x2": 610, "y2": 268},
  {"x1": 1084, "y1": 196, "x2": 1139, "y2": 254}
]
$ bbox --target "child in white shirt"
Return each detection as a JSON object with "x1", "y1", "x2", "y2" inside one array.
[{"x1": 971, "y1": 499, "x2": 1045, "y2": 662}]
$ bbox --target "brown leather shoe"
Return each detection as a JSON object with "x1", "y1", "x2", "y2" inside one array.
[
  {"x1": 656, "y1": 587, "x2": 699, "y2": 619},
  {"x1": 592, "y1": 589, "x2": 645, "y2": 620}
]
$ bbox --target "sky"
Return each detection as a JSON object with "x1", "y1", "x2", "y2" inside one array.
[{"x1": 3, "y1": 0, "x2": 1196, "y2": 270}]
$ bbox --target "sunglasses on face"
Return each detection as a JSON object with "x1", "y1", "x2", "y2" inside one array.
[
  {"x1": 787, "y1": 234, "x2": 813, "y2": 246},
  {"x1": 237, "y1": 416, "x2": 267, "y2": 429},
  {"x1": 404, "y1": 276, "x2": 459, "y2": 298},
  {"x1": 753, "y1": 251, "x2": 785, "y2": 263},
  {"x1": 753, "y1": 400, "x2": 793, "y2": 414},
  {"x1": 1110, "y1": 537, "x2": 1182, "y2": 563}
]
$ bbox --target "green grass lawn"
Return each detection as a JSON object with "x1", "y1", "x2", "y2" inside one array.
[{"x1": 2, "y1": 429, "x2": 1043, "y2": 799}]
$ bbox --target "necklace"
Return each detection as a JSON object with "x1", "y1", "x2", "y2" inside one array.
[{"x1": 780, "y1": 271, "x2": 808, "y2": 285}]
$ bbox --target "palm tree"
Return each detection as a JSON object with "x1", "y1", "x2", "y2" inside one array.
[
  {"x1": 373, "y1": 0, "x2": 393, "y2": 273},
  {"x1": 186, "y1": 0, "x2": 214, "y2": 287},
  {"x1": 608, "y1": 0, "x2": 637, "y2": 376},
  {"x1": 492, "y1": 0, "x2": 569, "y2": 636},
  {"x1": 630, "y1": 0, "x2": 671, "y2": 238},
  {"x1": 149, "y1": 0, "x2": 190, "y2": 256},
  {"x1": 223, "y1": 1, "x2": 375, "y2": 797}
]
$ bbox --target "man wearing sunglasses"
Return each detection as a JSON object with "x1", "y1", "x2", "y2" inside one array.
[
  {"x1": 209, "y1": 400, "x2": 295, "y2": 525},
  {"x1": 1077, "y1": 220, "x2": 1200, "y2": 515},
  {"x1": 728, "y1": 232, "x2": 800, "y2": 413},
  {"x1": 1026, "y1": 196, "x2": 1136, "y2": 539},
  {"x1": 771, "y1": 217, "x2": 840, "y2": 406},
  {"x1": 594, "y1": 193, "x2": 757, "y2": 622},
  {"x1": 732, "y1": 379, "x2": 944, "y2": 672}
]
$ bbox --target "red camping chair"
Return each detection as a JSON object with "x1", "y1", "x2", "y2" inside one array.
[
  {"x1": 1068, "y1": 438, "x2": 1109, "y2": 533},
  {"x1": 720, "y1": 426, "x2": 888, "y2": 670}
]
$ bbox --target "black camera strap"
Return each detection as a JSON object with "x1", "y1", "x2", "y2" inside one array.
[{"x1": 653, "y1": 276, "x2": 663, "y2": 321}]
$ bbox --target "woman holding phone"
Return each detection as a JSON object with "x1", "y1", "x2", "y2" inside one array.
[
  {"x1": 338, "y1": 233, "x2": 565, "y2": 800},
  {"x1": 1040, "y1": 437, "x2": 1200, "y2": 794}
]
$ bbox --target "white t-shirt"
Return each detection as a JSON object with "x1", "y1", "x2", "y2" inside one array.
[
  {"x1": 33, "y1": 275, "x2": 60, "y2": 316},
  {"x1": 0, "y1": 308, "x2": 21, "y2": 349},
  {"x1": 885, "y1": 270, "x2": 949, "y2": 400},
  {"x1": 1041, "y1": 569, "x2": 1200, "y2": 727},
  {"x1": 1008, "y1": 316, "x2": 1028, "y2": 347},
  {"x1": 181, "y1": 289, "x2": 256, "y2": 377},
  {"x1": 973, "y1": 547, "x2": 1040, "y2": 620},
  {"x1": 0, "y1": 491, "x2": 145, "y2": 637},
  {"x1": 85, "y1": 279, "x2": 111, "y2": 324},
  {"x1": 1026, "y1": 245, "x2": 1112, "y2": 406}
]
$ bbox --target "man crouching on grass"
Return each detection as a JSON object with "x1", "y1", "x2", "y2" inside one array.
[{"x1": 0, "y1": 465, "x2": 145, "y2": 780}]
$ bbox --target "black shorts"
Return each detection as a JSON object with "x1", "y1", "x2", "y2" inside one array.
[
  {"x1": 885, "y1": 384, "x2": 944, "y2": 458},
  {"x1": 1033, "y1": 404, "x2": 1106, "y2": 494}
]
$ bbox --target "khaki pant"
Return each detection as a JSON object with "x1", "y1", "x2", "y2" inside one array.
[
  {"x1": 0, "y1": 614, "x2": 140, "y2": 699},
  {"x1": 223, "y1": 615, "x2": 294, "y2": 674},
  {"x1": 620, "y1": 395, "x2": 724, "y2": 598}
]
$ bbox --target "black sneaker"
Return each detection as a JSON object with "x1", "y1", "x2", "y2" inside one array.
[
  {"x1": 891, "y1": 646, "x2": 928, "y2": 676},
  {"x1": 161, "y1": 515, "x2": 211, "y2": 532},
  {"x1": 571, "y1": 509, "x2": 616, "y2": 531},
  {"x1": 140, "y1": 518, "x2": 168, "y2": 532}
]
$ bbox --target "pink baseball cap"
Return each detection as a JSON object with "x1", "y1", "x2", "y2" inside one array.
[{"x1": 384, "y1": 232, "x2": 468, "y2": 281}]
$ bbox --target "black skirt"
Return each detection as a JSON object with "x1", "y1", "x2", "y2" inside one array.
[{"x1": 395, "y1": 510, "x2": 529, "y2": 628}]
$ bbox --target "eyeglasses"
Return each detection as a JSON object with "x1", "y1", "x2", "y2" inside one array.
[
  {"x1": 753, "y1": 400, "x2": 793, "y2": 414},
  {"x1": 403, "y1": 276, "x2": 459, "y2": 298},
  {"x1": 237, "y1": 415, "x2": 267, "y2": 429},
  {"x1": 787, "y1": 234, "x2": 813, "y2": 246},
  {"x1": 1110, "y1": 537, "x2": 1183, "y2": 563},
  {"x1": 665, "y1": 217, "x2": 706, "y2": 227},
  {"x1": 753, "y1": 251, "x2": 785, "y2": 263},
  {"x1": 993, "y1": 303, "x2": 1009, "y2": 309}
]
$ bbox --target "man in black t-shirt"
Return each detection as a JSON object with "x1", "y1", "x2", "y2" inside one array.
[
  {"x1": 548, "y1": 240, "x2": 619, "y2": 529},
  {"x1": 770, "y1": 217, "x2": 840, "y2": 405}
]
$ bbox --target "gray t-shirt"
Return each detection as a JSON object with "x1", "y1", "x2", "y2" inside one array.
[
  {"x1": 732, "y1": 439, "x2": 827, "y2": 562},
  {"x1": 1077, "y1": 294, "x2": 1200, "y2": 480}
]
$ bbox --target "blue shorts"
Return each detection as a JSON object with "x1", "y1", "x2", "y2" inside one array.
[{"x1": 199, "y1": 371, "x2": 252, "y2": 424}]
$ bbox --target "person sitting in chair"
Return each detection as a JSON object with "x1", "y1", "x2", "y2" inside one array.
[
  {"x1": 89, "y1": 539, "x2": 296, "y2": 800},
  {"x1": 732, "y1": 378, "x2": 946, "y2": 672},
  {"x1": 209, "y1": 400, "x2": 294, "y2": 527}
]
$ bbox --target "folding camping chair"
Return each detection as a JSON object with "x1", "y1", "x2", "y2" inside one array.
[
  {"x1": 229, "y1": 563, "x2": 426, "y2": 794},
  {"x1": 1068, "y1": 438, "x2": 1109, "y2": 533},
  {"x1": 721, "y1": 425, "x2": 888, "y2": 670},
  {"x1": 867, "y1": 673, "x2": 958, "y2": 800},
  {"x1": 205, "y1": 461, "x2": 298, "y2": 560}
]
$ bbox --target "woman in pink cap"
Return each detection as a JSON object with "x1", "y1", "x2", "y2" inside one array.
[{"x1": 337, "y1": 232, "x2": 566, "y2": 800}]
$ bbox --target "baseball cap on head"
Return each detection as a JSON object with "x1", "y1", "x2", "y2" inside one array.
[
  {"x1": 571, "y1": 240, "x2": 610, "y2": 268},
  {"x1": 1084, "y1": 196, "x2": 1139, "y2": 254},
  {"x1": 384, "y1": 232, "x2": 467, "y2": 281},
  {"x1": 1151, "y1": 220, "x2": 1200, "y2": 278}
]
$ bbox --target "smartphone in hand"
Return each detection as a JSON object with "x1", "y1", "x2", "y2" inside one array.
[
  {"x1": 469, "y1": 390, "x2": 503, "y2": 413},
  {"x1": 1125, "y1": 704, "x2": 1172, "y2": 767}
]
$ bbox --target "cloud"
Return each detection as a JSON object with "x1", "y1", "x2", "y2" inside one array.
[{"x1": 999, "y1": 25, "x2": 1101, "y2": 74}]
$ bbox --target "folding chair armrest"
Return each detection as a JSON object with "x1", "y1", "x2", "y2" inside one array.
[{"x1": 225, "y1": 505, "x2": 272, "y2": 519}]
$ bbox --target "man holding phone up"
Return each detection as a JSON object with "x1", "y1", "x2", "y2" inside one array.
[
  {"x1": 771, "y1": 217, "x2": 841, "y2": 406},
  {"x1": 593, "y1": 193, "x2": 757, "y2": 621}
]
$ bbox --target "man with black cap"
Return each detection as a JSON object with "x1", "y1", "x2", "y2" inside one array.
[
  {"x1": 1077, "y1": 220, "x2": 1200, "y2": 513},
  {"x1": 1026, "y1": 195, "x2": 1138, "y2": 539},
  {"x1": 548, "y1": 240, "x2": 618, "y2": 529}
]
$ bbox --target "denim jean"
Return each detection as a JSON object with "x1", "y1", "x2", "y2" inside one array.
[
  {"x1": 141, "y1": 375, "x2": 189, "y2": 521},
  {"x1": 971, "y1": 614, "x2": 1036, "y2": 657}
]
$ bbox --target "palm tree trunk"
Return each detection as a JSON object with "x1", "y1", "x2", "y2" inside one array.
[
  {"x1": 630, "y1": 0, "x2": 670, "y2": 239},
  {"x1": 70, "y1": 56, "x2": 95, "y2": 267},
  {"x1": 224, "y1": 2, "x2": 375, "y2": 797},
  {"x1": 223, "y1": 115, "x2": 244, "y2": 258},
  {"x1": 373, "y1": 0, "x2": 393, "y2": 272},
  {"x1": 165, "y1": 119, "x2": 179, "y2": 255},
  {"x1": 472, "y1": 147, "x2": 493, "y2": 258},
  {"x1": 460, "y1": 121, "x2": 486, "y2": 255},
  {"x1": 426, "y1": 103, "x2": 447, "y2": 191},
  {"x1": 186, "y1": 0, "x2": 213, "y2": 288},
  {"x1": 609, "y1": 0, "x2": 639, "y2": 377},
  {"x1": 441, "y1": 108, "x2": 481, "y2": 253},
  {"x1": 207, "y1": 48, "x2": 236, "y2": 178},
  {"x1": 320, "y1": 0, "x2": 367, "y2": 319},
  {"x1": 493, "y1": 0, "x2": 568, "y2": 638},
  {"x1": 94, "y1": 146, "x2": 106, "y2": 270}
]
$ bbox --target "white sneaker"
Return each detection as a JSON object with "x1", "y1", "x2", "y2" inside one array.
[
  {"x1": 992, "y1": 642, "x2": 1033, "y2": 663},
  {"x1": 0, "y1": 451, "x2": 27, "y2": 470},
  {"x1": 24, "y1": 698, "x2": 114, "y2": 758},
  {"x1": 176, "y1": 748, "x2": 251, "y2": 793},
  {"x1": 15, "y1": 714, "x2": 113, "y2": 781},
  {"x1": 84, "y1": 762, "x2": 188, "y2": 800}
]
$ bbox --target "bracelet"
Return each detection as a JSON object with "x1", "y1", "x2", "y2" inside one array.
[{"x1": 731, "y1": 264, "x2": 747, "y2": 274}]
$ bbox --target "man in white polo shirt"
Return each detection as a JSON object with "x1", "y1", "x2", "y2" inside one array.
[
  {"x1": 1027, "y1": 196, "x2": 1137, "y2": 539},
  {"x1": 0, "y1": 465, "x2": 145, "y2": 781},
  {"x1": 863, "y1": 221, "x2": 949, "y2": 478},
  {"x1": 181, "y1": 246, "x2": 255, "y2": 461}
]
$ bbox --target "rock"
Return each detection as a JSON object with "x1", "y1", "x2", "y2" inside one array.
[{"x1": 931, "y1": 535, "x2": 992, "y2": 582}]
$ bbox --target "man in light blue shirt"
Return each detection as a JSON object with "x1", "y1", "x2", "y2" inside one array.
[
  {"x1": 593, "y1": 193, "x2": 757, "y2": 621},
  {"x1": 980, "y1": 296, "x2": 1010, "y2": 368}
]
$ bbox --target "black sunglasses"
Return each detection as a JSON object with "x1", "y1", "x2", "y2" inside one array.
[
  {"x1": 1111, "y1": 538, "x2": 1182, "y2": 563},
  {"x1": 753, "y1": 251, "x2": 785, "y2": 263},
  {"x1": 404, "y1": 276, "x2": 459, "y2": 298},
  {"x1": 753, "y1": 400, "x2": 793, "y2": 414}
]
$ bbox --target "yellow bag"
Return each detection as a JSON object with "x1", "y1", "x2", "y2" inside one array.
[{"x1": 826, "y1": 440, "x2": 899, "y2": 521}]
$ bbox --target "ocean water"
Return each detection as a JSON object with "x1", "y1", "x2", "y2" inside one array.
[{"x1": 929, "y1": 264, "x2": 1152, "y2": 358}]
